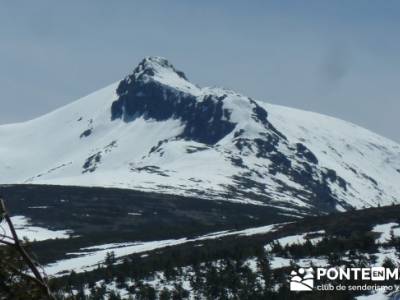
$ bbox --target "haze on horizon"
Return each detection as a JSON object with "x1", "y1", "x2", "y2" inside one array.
[{"x1": 0, "y1": 1, "x2": 399, "y2": 142}]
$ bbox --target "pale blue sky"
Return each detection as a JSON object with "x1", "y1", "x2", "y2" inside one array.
[{"x1": 0, "y1": 1, "x2": 399, "y2": 141}]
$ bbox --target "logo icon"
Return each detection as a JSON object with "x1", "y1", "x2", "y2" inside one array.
[
  {"x1": 290, "y1": 267, "x2": 314, "y2": 291},
  {"x1": 371, "y1": 267, "x2": 385, "y2": 281}
]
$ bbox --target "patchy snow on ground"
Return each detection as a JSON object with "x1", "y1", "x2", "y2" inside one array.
[
  {"x1": 1, "y1": 215, "x2": 72, "y2": 242},
  {"x1": 372, "y1": 223, "x2": 400, "y2": 244},
  {"x1": 356, "y1": 290, "x2": 391, "y2": 300},
  {"x1": 269, "y1": 241, "x2": 399, "y2": 271},
  {"x1": 28, "y1": 206, "x2": 49, "y2": 209},
  {"x1": 127, "y1": 212, "x2": 142, "y2": 216},
  {"x1": 45, "y1": 238, "x2": 188, "y2": 275},
  {"x1": 373, "y1": 247, "x2": 398, "y2": 267},
  {"x1": 265, "y1": 230, "x2": 324, "y2": 251},
  {"x1": 46, "y1": 222, "x2": 282, "y2": 276},
  {"x1": 269, "y1": 256, "x2": 329, "y2": 270}
]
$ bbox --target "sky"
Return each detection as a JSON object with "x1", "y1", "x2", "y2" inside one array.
[{"x1": 0, "y1": 1, "x2": 399, "y2": 142}]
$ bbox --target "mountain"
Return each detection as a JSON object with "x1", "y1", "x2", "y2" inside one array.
[{"x1": 1, "y1": 56, "x2": 399, "y2": 216}]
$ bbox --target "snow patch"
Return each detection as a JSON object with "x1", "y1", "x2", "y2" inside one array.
[{"x1": 1, "y1": 216, "x2": 72, "y2": 242}]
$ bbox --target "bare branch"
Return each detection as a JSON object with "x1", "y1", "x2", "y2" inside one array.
[
  {"x1": 0, "y1": 197, "x2": 55, "y2": 300},
  {"x1": 6, "y1": 262, "x2": 50, "y2": 290}
]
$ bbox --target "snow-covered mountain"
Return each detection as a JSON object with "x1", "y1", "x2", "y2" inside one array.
[{"x1": 1, "y1": 56, "x2": 399, "y2": 215}]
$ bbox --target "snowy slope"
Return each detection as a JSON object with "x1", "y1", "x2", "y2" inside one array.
[
  {"x1": 45, "y1": 223, "x2": 280, "y2": 275},
  {"x1": 0, "y1": 56, "x2": 399, "y2": 215}
]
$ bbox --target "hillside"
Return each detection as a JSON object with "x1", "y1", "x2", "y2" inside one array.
[{"x1": 2, "y1": 184, "x2": 400, "y2": 299}]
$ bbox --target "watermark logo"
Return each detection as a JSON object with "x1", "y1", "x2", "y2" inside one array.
[
  {"x1": 289, "y1": 266, "x2": 400, "y2": 292},
  {"x1": 290, "y1": 267, "x2": 314, "y2": 291}
]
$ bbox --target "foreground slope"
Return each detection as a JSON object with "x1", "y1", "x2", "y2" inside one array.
[
  {"x1": 0, "y1": 57, "x2": 399, "y2": 214},
  {"x1": 3, "y1": 185, "x2": 400, "y2": 299}
]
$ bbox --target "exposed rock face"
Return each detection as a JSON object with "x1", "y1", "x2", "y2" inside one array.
[{"x1": 109, "y1": 57, "x2": 350, "y2": 213}]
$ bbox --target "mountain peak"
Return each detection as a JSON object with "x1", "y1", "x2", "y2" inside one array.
[
  {"x1": 142, "y1": 56, "x2": 170, "y2": 66},
  {"x1": 131, "y1": 56, "x2": 188, "y2": 82},
  {"x1": 111, "y1": 57, "x2": 240, "y2": 144},
  {"x1": 114, "y1": 57, "x2": 199, "y2": 104}
]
